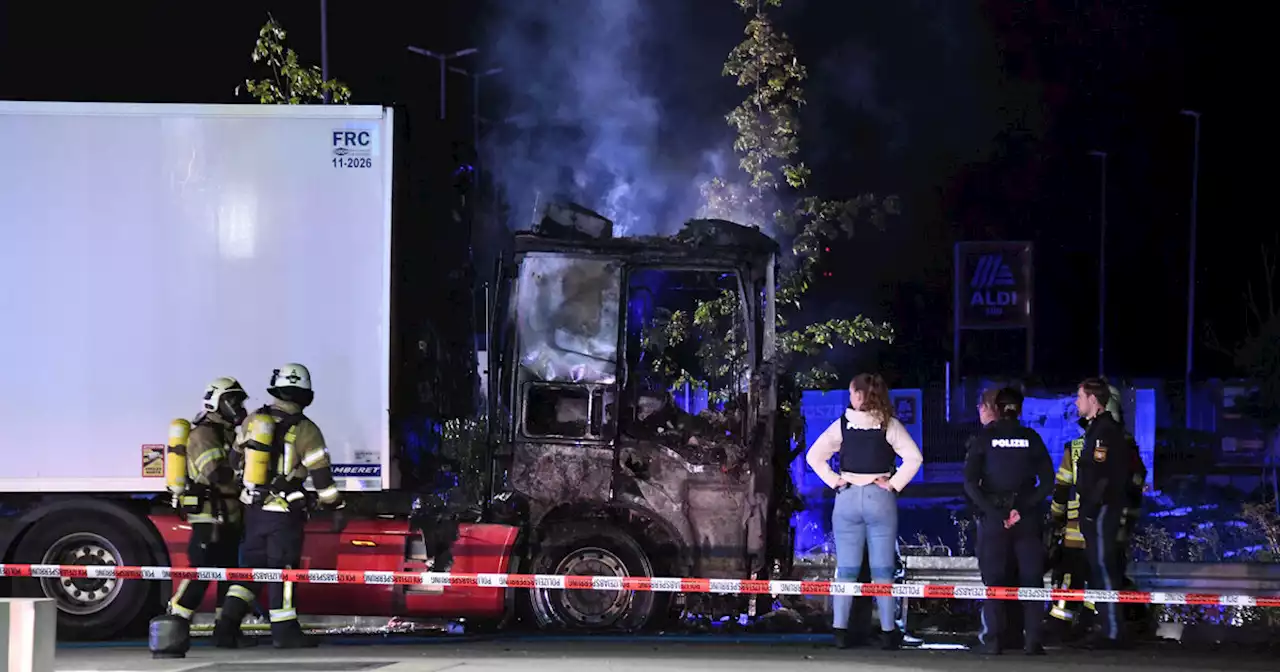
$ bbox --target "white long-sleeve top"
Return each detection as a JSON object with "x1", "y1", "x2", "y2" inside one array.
[{"x1": 805, "y1": 408, "x2": 924, "y2": 493}]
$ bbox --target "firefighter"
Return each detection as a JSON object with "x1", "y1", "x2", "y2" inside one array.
[
  {"x1": 214, "y1": 363, "x2": 345, "y2": 649},
  {"x1": 155, "y1": 377, "x2": 255, "y2": 651},
  {"x1": 1048, "y1": 428, "x2": 1092, "y2": 635},
  {"x1": 1072, "y1": 378, "x2": 1131, "y2": 649},
  {"x1": 964, "y1": 387, "x2": 1055, "y2": 655},
  {"x1": 1049, "y1": 384, "x2": 1147, "y2": 636}
]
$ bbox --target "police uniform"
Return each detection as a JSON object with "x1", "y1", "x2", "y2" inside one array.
[
  {"x1": 1049, "y1": 430, "x2": 1147, "y2": 628},
  {"x1": 1075, "y1": 411, "x2": 1130, "y2": 645},
  {"x1": 963, "y1": 417, "x2": 1055, "y2": 654},
  {"x1": 215, "y1": 364, "x2": 344, "y2": 649},
  {"x1": 157, "y1": 377, "x2": 255, "y2": 650}
]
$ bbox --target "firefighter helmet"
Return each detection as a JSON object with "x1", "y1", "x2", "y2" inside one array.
[
  {"x1": 269, "y1": 363, "x2": 311, "y2": 391},
  {"x1": 203, "y1": 377, "x2": 248, "y2": 424},
  {"x1": 1106, "y1": 384, "x2": 1124, "y2": 423},
  {"x1": 268, "y1": 363, "x2": 314, "y2": 406}
]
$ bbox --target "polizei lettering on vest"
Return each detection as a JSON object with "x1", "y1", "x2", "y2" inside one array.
[{"x1": 991, "y1": 438, "x2": 1030, "y2": 448}]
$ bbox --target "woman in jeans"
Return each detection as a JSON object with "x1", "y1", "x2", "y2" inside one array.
[{"x1": 807, "y1": 373, "x2": 923, "y2": 649}]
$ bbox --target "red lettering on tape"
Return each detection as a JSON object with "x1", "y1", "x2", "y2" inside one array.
[
  {"x1": 1185, "y1": 594, "x2": 1220, "y2": 605},
  {"x1": 681, "y1": 578, "x2": 710, "y2": 593},
  {"x1": 393, "y1": 573, "x2": 420, "y2": 585},
  {"x1": 226, "y1": 569, "x2": 255, "y2": 582},
  {"x1": 565, "y1": 576, "x2": 593, "y2": 590},
  {"x1": 862, "y1": 583, "x2": 893, "y2": 598},
  {"x1": 801, "y1": 581, "x2": 831, "y2": 595},
  {"x1": 622, "y1": 577, "x2": 651, "y2": 591},
  {"x1": 507, "y1": 574, "x2": 536, "y2": 589},
  {"x1": 923, "y1": 585, "x2": 956, "y2": 599},
  {"x1": 337, "y1": 572, "x2": 362, "y2": 584},
  {"x1": 61, "y1": 566, "x2": 89, "y2": 578},
  {"x1": 115, "y1": 567, "x2": 142, "y2": 580},
  {"x1": 739, "y1": 580, "x2": 770, "y2": 594},
  {"x1": 284, "y1": 570, "x2": 310, "y2": 583},
  {"x1": 171, "y1": 568, "x2": 199, "y2": 581},
  {"x1": 1118, "y1": 591, "x2": 1151, "y2": 604},
  {"x1": 988, "y1": 586, "x2": 1019, "y2": 600}
]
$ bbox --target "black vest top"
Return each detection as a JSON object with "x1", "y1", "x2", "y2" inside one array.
[{"x1": 838, "y1": 411, "x2": 896, "y2": 474}]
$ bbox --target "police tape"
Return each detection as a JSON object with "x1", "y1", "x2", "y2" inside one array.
[{"x1": 2, "y1": 564, "x2": 1278, "y2": 607}]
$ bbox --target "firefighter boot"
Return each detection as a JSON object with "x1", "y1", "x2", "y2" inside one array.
[
  {"x1": 148, "y1": 614, "x2": 190, "y2": 659},
  {"x1": 212, "y1": 599, "x2": 258, "y2": 649},
  {"x1": 271, "y1": 619, "x2": 319, "y2": 649}
]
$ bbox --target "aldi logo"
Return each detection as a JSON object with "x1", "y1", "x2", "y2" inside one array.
[{"x1": 956, "y1": 242, "x2": 1033, "y2": 329}]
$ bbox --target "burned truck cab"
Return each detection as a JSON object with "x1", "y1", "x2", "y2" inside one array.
[{"x1": 485, "y1": 203, "x2": 782, "y2": 630}]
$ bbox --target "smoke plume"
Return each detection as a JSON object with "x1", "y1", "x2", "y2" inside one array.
[{"x1": 480, "y1": 0, "x2": 731, "y2": 237}]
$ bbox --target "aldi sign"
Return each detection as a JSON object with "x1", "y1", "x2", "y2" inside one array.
[{"x1": 955, "y1": 242, "x2": 1033, "y2": 329}]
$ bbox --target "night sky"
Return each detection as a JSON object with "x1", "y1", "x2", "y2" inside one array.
[{"x1": 0, "y1": 0, "x2": 1254, "y2": 389}]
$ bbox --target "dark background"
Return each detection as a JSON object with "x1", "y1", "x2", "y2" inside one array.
[{"x1": 0, "y1": 0, "x2": 1259, "y2": 391}]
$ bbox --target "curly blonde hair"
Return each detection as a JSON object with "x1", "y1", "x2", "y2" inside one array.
[{"x1": 850, "y1": 373, "x2": 894, "y2": 426}]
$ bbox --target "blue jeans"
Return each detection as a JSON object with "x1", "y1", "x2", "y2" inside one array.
[{"x1": 832, "y1": 483, "x2": 899, "y2": 632}]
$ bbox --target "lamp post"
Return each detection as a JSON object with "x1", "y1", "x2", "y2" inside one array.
[
  {"x1": 1181, "y1": 110, "x2": 1202, "y2": 428},
  {"x1": 1088, "y1": 150, "x2": 1109, "y2": 377},
  {"x1": 320, "y1": 0, "x2": 330, "y2": 103},
  {"x1": 448, "y1": 66, "x2": 504, "y2": 162},
  {"x1": 406, "y1": 46, "x2": 479, "y2": 119}
]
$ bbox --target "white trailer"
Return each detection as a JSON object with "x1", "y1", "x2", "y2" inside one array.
[
  {"x1": 0, "y1": 102, "x2": 521, "y2": 642},
  {"x1": 0, "y1": 101, "x2": 396, "y2": 493}
]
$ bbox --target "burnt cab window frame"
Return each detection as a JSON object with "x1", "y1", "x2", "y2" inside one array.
[{"x1": 519, "y1": 381, "x2": 616, "y2": 443}]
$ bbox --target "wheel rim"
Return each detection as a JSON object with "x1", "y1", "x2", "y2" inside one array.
[
  {"x1": 538, "y1": 546, "x2": 633, "y2": 628},
  {"x1": 38, "y1": 532, "x2": 124, "y2": 616}
]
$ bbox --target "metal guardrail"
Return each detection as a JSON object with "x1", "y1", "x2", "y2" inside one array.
[
  {"x1": 900, "y1": 556, "x2": 1280, "y2": 594},
  {"x1": 898, "y1": 556, "x2": 1280, "y2": 631}
]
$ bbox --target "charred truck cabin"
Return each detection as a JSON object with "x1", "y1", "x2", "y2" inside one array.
[{"x1": 483, "y1": 203, "x2": 790, "y2": 630}]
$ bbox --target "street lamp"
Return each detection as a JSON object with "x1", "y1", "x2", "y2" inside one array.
[
  {"x1": 1181, "y1": 110, "x2": 1202, "y2": 428},
  {"x1": 1089, "y1": 150, "x2": 1108, "y2": 377},
  {"x1": 321, "y1": 0, "x2": 330, "y2": 103},
  {"x1": 406, "y1": 46, "x2": 479, "y2": 119},
  {"x1": 448, "y1": 66, "x2": 504, "y2": 160}
]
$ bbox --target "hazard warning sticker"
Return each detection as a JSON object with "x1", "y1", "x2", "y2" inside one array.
[{"x1": 142, "y1": 444, "x2": 165, "y2": 478}]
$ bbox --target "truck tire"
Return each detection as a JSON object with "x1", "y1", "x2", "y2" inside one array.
[
  {"x1": 11, "y1": 511, "x2": 156, "y2": 640},
  {"x1": 522, "y1": 523, "x2": 659, "y2": 632}
]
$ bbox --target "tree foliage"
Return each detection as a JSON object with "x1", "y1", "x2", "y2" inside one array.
[
  {"x1": 238, "y1": 16, "x2": 352, "y2": 104},
  {"x1": 646, "y1": 0, "x2": 897, "y2": 428},
  {"x1": 1216, "y1": 241, "x2": 1280, "y2": 430}
]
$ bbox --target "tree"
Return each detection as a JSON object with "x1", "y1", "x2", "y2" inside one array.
[
  {"x1": 1207, "y1": 241, "x2": 1280, "y2": 428},
  {"x1": 238, "y1": 16, "x2": 352, "y2": 104},
  {"x1": 1208, "y1": 240, "x2": 1280, "y2": 513},
  {"x1": 647, "y1": 0, "x2": 898, "y2": 444}
]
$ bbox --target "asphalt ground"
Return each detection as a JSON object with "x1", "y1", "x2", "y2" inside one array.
[{"x1": 55, "y1": 633, "x2": 1276, "y2": 672}]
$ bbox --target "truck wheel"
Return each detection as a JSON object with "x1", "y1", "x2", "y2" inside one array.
[
  {"x1": 523, "y1": 523, "x2": 658, "y2": 631},
  {"x1": 12, "y1": 512, "x2": 155, "y2": 640}
]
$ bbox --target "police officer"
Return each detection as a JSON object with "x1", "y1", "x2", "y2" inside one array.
[
  {"x1": 966, "y1": 388, "x2": 1026, "y2": 648},
  {"x1": 214, "y1": 363, "x2": 345, "y2": 649},
  {"x1": 1049, "y1": 384, "x2": 1147, "y2": 634},
  {"x1": 158, "y1": 377, "x2": 256, "y2": 649},
  {"x1": 963, "y1": 387, "x2": 1055, "y2": 655},
  {"x1": 1072, "y1": 377, "x2": 1131, "y2": 649}
]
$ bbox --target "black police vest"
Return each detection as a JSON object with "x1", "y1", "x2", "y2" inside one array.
[
  {"x1": 978, "y1": 421, "x2": 1039, "y2": 497},
  {"x1": 838, "y1": 413, "x2": 895, "y2": 474}
]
